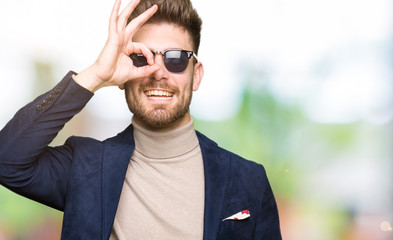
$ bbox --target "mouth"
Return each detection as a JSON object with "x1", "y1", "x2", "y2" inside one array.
[{"x1": 144, "y1": 89, "x2": 174, "y2": 100}]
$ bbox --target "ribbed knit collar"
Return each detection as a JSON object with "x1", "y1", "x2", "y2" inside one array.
[{"x1": 132, "y1": 119, "x2": 199, "y2": 159}]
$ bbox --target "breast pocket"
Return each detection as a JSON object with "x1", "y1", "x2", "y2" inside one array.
[{"x1": 217, "y1": 201, "x2": 256, "y2": 239}]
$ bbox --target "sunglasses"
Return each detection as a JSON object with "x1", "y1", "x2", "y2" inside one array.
[{"x1": 129, "y1": 49, "x2": 198, "y2": 73}]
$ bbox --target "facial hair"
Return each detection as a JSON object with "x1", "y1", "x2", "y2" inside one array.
[{"x1": 125, "y1": 80, "x2": 193, "y2": 128}]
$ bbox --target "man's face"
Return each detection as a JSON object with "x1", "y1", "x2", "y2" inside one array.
[{"x1": 125, "y1": 23, "x2": 203, "y2": 130}]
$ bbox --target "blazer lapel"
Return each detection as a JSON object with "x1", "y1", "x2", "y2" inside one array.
[
  {"x1": 197, "y1": 131, "x2": 231, "y2": 240},
  {"x1": 101, "y1": 125, "x2": 135, "y2": 240}
]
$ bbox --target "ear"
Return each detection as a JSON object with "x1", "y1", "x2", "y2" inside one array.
[{"x1": 192, "y1": 61, "x2": 204, "y2": 91}]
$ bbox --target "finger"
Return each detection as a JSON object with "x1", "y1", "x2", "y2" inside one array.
[
  {"x1": 119, "y1": 64, "x2": 160, "y2": 90},
  {"x1": 132, "y1": 64, "x2": 160, "y2": 79},
  {"x1": 109, "y1": 0, "x2": 122, "y2": 35},
  {"x1": 118, "y1": 0, "x2": 141, "y2": 30},
  {"x1": 125, "y1": 4, "x2": 158, "y2": 36},
  {"x1": 128, "y1": 42, "x2": 155, "y2": 65}
]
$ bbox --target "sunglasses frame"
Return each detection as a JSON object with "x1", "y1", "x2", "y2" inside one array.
[{"x1": 130, "y1": 49, "x2": 198, "y2": 73}]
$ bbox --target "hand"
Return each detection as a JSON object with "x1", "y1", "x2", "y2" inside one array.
[{"x1": 74, "y1": 0, "x2": 159, "y2": 92}]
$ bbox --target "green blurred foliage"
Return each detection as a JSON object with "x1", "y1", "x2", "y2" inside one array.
[
  {"x1": 194, "y1": 85, "x2": 304, "y2": 199},
  {"x1": 0, "y1": 186, "x2": 62, "y2": 237},
  {"x1": 195, "y1": 78, "x2": 361, "y2": 198}
]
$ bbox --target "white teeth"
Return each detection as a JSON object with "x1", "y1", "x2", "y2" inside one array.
[{"x1": 145, "y1": 90, "x2": 173, "y2": 98}]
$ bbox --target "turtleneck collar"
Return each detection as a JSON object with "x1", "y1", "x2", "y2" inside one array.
[{"x1": 132, "y1": 118, "x2": 199, "y2": 159}]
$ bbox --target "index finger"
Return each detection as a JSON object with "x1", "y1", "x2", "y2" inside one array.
[
  {"x1": 128, "y1": 42, "x2": 155, "y2": 65},
  {"x1": 117, "y1": 0, "x2": 142, "y2": 30}
]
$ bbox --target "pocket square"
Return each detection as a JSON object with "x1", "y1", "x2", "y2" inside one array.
[{"x1": 222, "y1": 210, "x2": 250, "y2": 221}]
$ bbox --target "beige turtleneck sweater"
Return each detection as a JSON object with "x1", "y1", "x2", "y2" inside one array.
[{"x1": 110, "y1": 119, "x2": 205, "y2": 240}]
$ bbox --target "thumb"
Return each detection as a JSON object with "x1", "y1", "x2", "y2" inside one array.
[{"x1": 132, "y1": 64, "x2": 160, "y2": 79}]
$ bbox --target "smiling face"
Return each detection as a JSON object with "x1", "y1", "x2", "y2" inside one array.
[{"x1": 125, "y1": 23, "x2": 203, "y2": 130}]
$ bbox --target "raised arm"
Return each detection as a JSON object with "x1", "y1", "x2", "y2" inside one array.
[{"x1": 0, "y1": 0, "x2": 158, "y2": 210}]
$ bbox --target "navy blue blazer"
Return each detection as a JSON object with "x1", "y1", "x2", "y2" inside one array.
[{"x1": 0, "y1": 72, "x2": 281, "y2": 239}]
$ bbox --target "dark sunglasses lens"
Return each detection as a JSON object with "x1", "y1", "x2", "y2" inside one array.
[
  {"x1": 164, "y1": 50, "x2": 189, "y2": 73},
  {"x1": 130, "y1": 53, "x2": 148, "y2": 67}
]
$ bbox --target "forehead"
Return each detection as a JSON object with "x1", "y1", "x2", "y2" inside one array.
[{"x1": 133, "y1": 23, "x2": 193, "y2": 51}]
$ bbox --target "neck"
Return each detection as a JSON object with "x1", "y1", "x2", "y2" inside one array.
[{"x1": 132, "y1": 118, "x2": 198, "y2": 159}]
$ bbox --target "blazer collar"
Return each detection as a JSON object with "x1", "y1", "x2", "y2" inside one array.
[{"x1": 100, "y1": 126, "x2": 231, "y2": 240}]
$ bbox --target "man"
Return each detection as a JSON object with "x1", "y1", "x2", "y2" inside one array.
[{"x1": 0, "y1": 0, "x2": 282, "y2": 239}]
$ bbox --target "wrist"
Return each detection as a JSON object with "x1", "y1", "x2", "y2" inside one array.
[{"x1": 72, "y1": 66, "x2": 107, "y2": 92}]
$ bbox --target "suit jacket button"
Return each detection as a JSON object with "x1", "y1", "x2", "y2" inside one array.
[{"x1": 36, "y1": 104, "x2": 44, "y2": 111}]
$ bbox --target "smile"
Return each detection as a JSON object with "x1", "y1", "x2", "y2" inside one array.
[{"x1": 144, "y1": 89, "x2": 174, "y2": 100}]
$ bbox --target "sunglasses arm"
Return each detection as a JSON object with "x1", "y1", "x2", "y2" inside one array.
[{"x1": 192, "y1": 52, "x2": 199, "y2": 62}]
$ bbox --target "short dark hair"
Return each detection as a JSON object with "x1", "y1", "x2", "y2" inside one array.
[{"x1": 129, "y1": 0, "x2": 202, "y2": 54}]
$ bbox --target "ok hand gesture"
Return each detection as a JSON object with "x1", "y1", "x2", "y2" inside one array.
[{"x1": 74, "y1": 0, "x2": 159, "y2": 92}]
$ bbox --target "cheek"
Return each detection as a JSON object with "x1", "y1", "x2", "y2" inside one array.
[
  {"x1": 125, "y1": 81, "x2": 142, "y2": 94},
  {"x1": 180, "y1": 71, "x2": 195, "y2": 91},
  {"x1": 178, "y1": 80, "x2": 193, "y2": 97}
]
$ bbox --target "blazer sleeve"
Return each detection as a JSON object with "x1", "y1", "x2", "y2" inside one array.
[{"x1": 0, "y1": 71, "x2": 93, "y2": 210}]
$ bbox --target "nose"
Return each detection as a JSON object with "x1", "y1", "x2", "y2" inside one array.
[{"x1": 151, "y1": 52, "x2": 169, "y2": 81}]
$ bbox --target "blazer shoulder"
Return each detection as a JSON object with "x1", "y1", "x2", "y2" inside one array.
[
  {"x1": 65, "y1": 123, "x2": 134, "y2": 147},
  {"x1": 223, "y1": 147, "x2": 268, "y2": 186},
  {"x1": 195, "y1": 130, "x2": 267, "y2": 182}
]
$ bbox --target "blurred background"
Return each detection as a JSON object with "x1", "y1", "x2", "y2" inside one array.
[{"x1": 0, "y1": 0, "x2": 392, "y2": 239}]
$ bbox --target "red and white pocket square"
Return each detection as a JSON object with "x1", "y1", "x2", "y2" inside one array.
[{"x1": 222, "y1": 210, "x2": 250, "y2": 221}]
